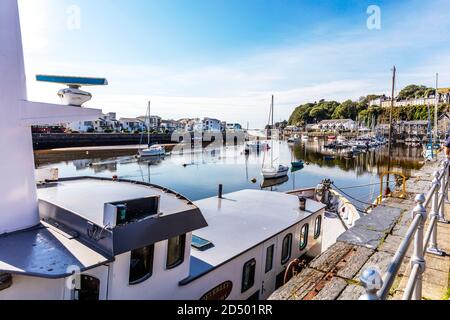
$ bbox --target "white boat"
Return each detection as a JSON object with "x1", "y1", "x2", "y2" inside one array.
[
  {"x1": 261, "y1": 95, "x2": 289, "y2": 180},
  {"x1": 337, "y1": 135, "x2": 346, "y2": 143},
  {"x1": 301, "y1": 135, "x2": 309, "y2": 141},
  {"x1": 246, "y1": 140, "x2": 269, "y2": 150},
  {"x1": 139, "y1": 144, "x2": 166, "y2": 157},
  {"x1": 138, "y1": 102, "x2": 166, "y2": 157},
  {"x1": 262, "y1": 164, "x2": 290, "y2": 179},
  {"x1": 0, "y1": 2, "x2": 334, "y2": 300}
]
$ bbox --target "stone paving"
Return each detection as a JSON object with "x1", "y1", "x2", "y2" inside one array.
[{"x1": 269, "y1": 156, "x2": 450, "y2": 300}]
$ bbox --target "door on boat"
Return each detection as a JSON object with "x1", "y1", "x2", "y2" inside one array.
[
  {"x1": 259, "y1": 240, "x2": 277, "y2": 300},
  {"x1": 64, "y1": 265, "x2": 109, "y2": 300}
]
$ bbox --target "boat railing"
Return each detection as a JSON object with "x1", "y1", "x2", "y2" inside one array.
[{"x1": 359, "y1": 159, "x2": 449, "y2": 300}]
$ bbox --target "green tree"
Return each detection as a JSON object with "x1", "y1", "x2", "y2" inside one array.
[{"x1": 332, "y1": 100, "x2": 358, "y2": 120}]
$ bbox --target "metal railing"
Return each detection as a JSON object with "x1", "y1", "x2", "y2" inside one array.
[{"x1": 359, "y1": 159, "x2": 449, "y2": 300}]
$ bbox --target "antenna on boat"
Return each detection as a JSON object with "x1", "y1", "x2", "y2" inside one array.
[{"x1": 36, "y1": 75, "x2": 108, "y2": 106}]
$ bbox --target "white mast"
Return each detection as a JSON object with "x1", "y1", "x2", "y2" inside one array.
[
  {"x1": 0, "y1": 0, "x2": 101, "y2": 234},
  {"x1": 435, "y1": 73, "x2": 439, "y2": 141},
  {"x1": 148, "y1": 101, "x2": 151, "y2": 146},
  {"x1": 271, "y1": 95, "x2": 274, "y2": 167}
]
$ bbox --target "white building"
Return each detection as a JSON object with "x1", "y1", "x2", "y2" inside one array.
[
  {"x1": 119, "y1": 118, "x2": 146, "y2": 132},
  {"x1": 195, "y1": 118, "x2": 223, "y2": 132},
  {"x1": 137, "y1": 115, "x2": 162, "y2": 131},
  {"x1": 67, "y1": 120, "x2": 95, "y2": 133},
  {"x1": 317, "y1": 119, "x2": 356, "y2": 132},
  {"x1": 226, "y1": 123, "x2": 243, "y2": 131},
  {"x1": 160, "y1": 120, "x2": 183, "y2": 133},
  {"x1": 66, "y1": 112, "x2": 121, "y2": 133}
]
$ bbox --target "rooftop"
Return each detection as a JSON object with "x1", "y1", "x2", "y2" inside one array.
[{"x1": 37, "y1": 178, "x2": 198, "y2": 227}]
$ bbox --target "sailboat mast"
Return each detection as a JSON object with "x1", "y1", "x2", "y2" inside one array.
[
  {"x1": 271, "y1": 95, "x2": 274, "y2": 166},
  {"x1": 147, "y1": 101, "x2": 151, "y2": 146},
  {"x1": 386, "y1": 66, "x2": 396, "y2": 193},
  {"x1": 435, "y1": 73, "x2": 439, "y2": 142}
]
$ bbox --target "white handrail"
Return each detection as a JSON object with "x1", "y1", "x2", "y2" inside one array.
[{"x1": 360, "y1": 159, "x2": 449, "y2": 300}]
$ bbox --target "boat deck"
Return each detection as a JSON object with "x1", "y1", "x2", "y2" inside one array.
[{"x1": 182, "y1": 190, "x2": 326, "y2": 283}]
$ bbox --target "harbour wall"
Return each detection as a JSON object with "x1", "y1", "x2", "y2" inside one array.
[{"x1": 32, "y1": 133, "x2": 237, "y2": 150}]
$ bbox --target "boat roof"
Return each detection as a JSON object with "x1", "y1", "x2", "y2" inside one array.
[
  {"x1": 0, "y1": 177, "x2": 207, "y2": 278},
  {"x1": 0, "y1": 222, "x2": 112, "y2": 279},
  {"x1": 37, "y1": 178, "x2": 197, "y2": 227},
  {"x1": 182, "y1": 190, "x2": 326, "y2": 284}
]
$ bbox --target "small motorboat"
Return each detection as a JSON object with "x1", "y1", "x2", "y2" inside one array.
[
  {"x1": 301, "y1": 135, "x2": 309, "y2": 141},
  {"x1": 291, "y1": 160, "x2": 304, "y2": 168},
  {"x1": 323, "y1": 155, "x2": 335, "y2": 161},
  {"x1": 328, "y1": 135, "x2": 336, "y2": 140},
  {"x1": 139, "y1": 145, "x2": 166, "y2": 157},
  {"x1": 245, "y1": 140, "x2": 269, "y2": 151}
]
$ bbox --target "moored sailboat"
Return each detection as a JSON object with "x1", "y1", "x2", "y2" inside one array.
[{"x1": 262, "y1": 95, "x2": 289, "y2": 180}]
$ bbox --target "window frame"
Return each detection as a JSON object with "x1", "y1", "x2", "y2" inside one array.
[
  {"x1": 265, "y1": 244, "x2": 275, "y2": 273},
  {"x1": 129, "y1": 244, "x2": 155, "y2": 285},
  {"x1": 314, "y1": 215, "x2": 322, "y2": 239},
  {"x1": 166, "y1": 234, "x2": 186, "y2": 270},
  {"x1": 281, "y1": 233, "x2": 293, "y2": 265},
  {"x1": 299, "y1": 224, "x2": 309, "y2": 251},
  {"x1": 241, "y1": 258, "x2": 256, "y2": 293}
]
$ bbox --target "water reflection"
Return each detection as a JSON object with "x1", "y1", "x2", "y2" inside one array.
[{"x1": 35, "y1": 140, "x2": 425, "y2": 209}]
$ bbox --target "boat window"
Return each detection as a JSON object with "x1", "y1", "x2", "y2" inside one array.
[
  {"x1": 129, "y1": 244, "x2": 154, "y2": 285},
  {"x1": 75, "y1": 275, "x2": 100, "y2": 301},
  {"x1": 191, "y1": 235, "x2": 214, "y2": 251},
  {"x1": 241, "y1": 259, "x2": 256, "y2": 293},
  {"x1": 299, "y1": 224, "x2": 309, "y2": 250},
  {"x1": 314, "y1": 216, "x2": 322, "y2": 239},
  {"x1": 167, "y1": 234, "x2": 186, "y2": 269},
  {"x1": 265, "y1": 245, "x2": 275, "y2": 273},
  {"x1": 281, "y1": 234, "x2": 293, "y2": 265}
]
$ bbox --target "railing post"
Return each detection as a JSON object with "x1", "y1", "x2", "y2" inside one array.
[
  {"x1": 427, "y1": 172, "x2": 444, "y2": 255},
  {"x1": 439, "y1": 160, "x2": 449, "y2": 223},
  {"x1": 410, "y1": 194, "x2": 427, "y2": 300},
  {"x1": 359, "y1": 267, "x2": 383, "y2": 300}
]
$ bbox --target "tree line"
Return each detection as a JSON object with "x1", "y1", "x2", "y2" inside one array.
[{"x1": 288, "y1": 84, "x2": 449, "y2": 128}]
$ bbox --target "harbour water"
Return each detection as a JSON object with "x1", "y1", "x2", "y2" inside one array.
[{"x1": 35, "y1": 139, "x2": 425, "y2": 211}]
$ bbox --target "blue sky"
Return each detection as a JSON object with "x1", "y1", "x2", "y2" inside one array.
[{"x1": 19, "y1": 0, "x2": 450, "y2": 128}]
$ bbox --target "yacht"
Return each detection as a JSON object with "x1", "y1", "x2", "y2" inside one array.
[
  {"x1": 261, "y1": 96, "x2": 289, "y2": 180},
  {"x1": 262, "y1": 164, "x2": 290, "y2": 179},
  {"x1": 139, "y1": 145, "x2": 166, "y2": 157},
  {"x1": 138, "y1": 102, "x2": 166, "y2": 157}
]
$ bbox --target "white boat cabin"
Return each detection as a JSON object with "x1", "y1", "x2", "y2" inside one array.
[{"x1": 0, "y1": 177, "x2": 325, "y2": 300}]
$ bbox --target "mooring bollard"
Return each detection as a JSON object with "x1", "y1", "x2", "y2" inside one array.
[
  {"x1": 411, "y1": 194, "x2": 427, "y2": 300},
  {"x1": 427, "y1": 172, "x2": 444, "y2": 255},
  {"x1": 359, "y1": 267, "x2": 382, "y2": 300},
  {"x1": 218, "y1": 184, "x2": 223, "y2": 199}
]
